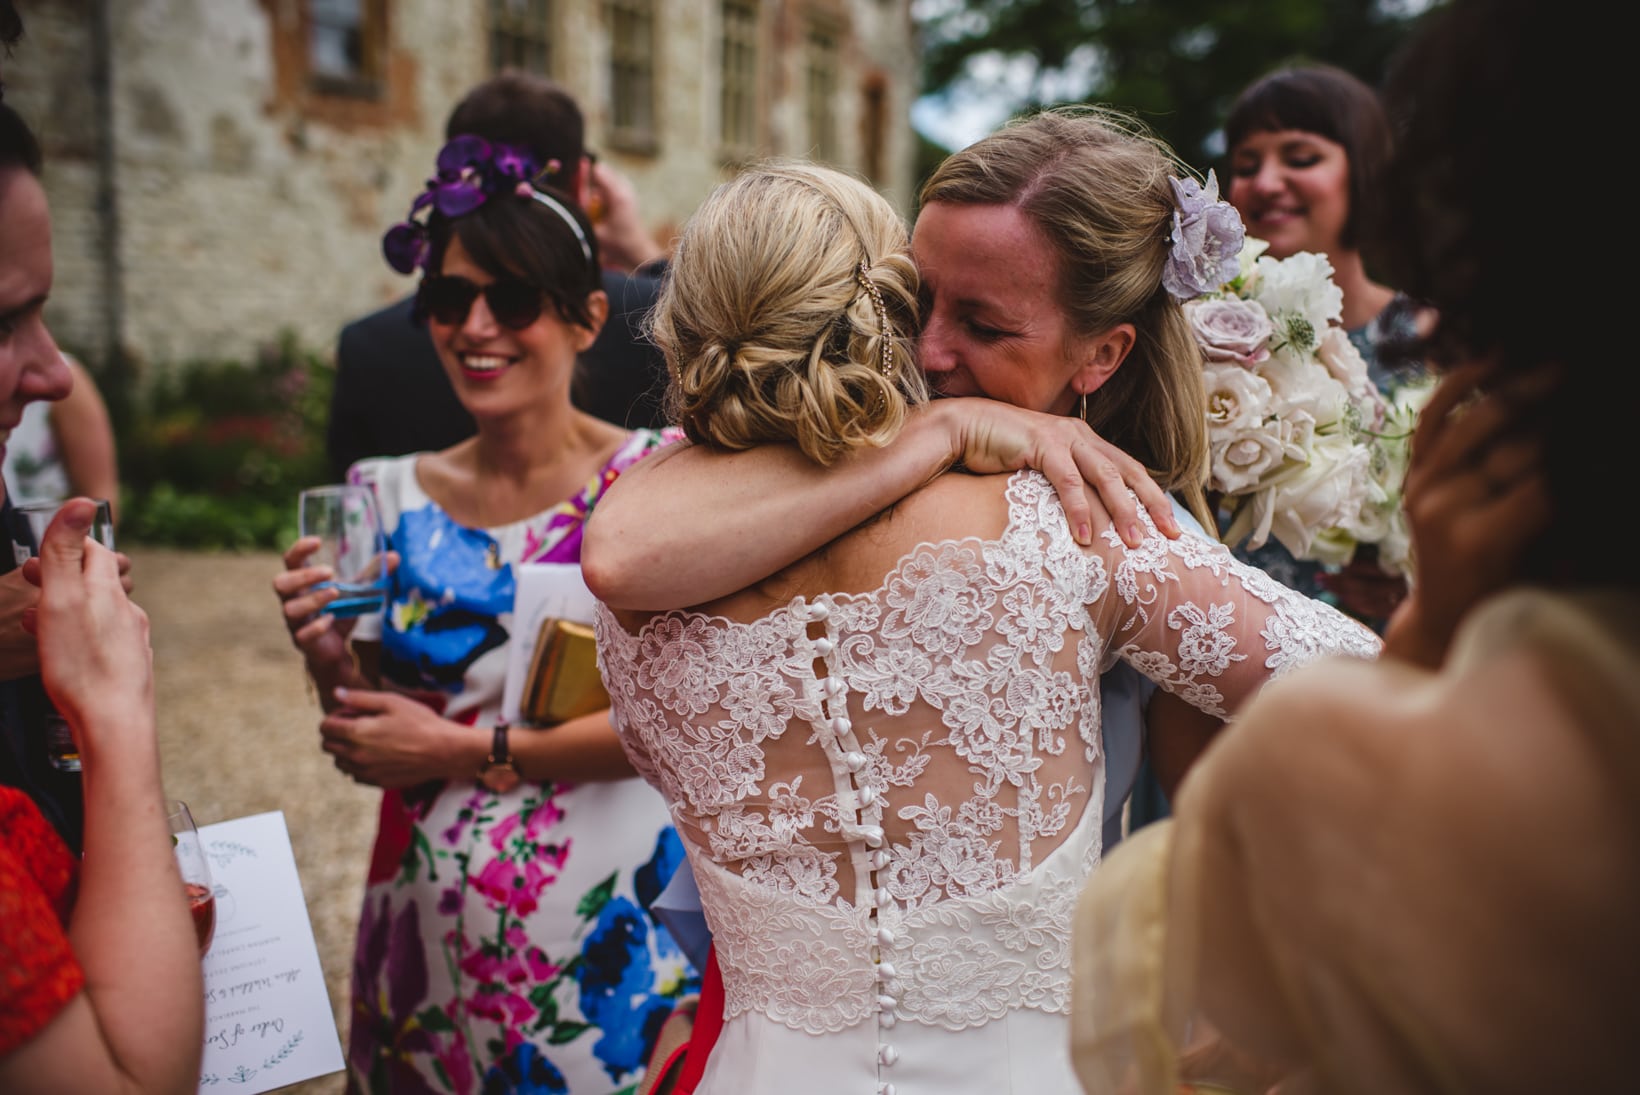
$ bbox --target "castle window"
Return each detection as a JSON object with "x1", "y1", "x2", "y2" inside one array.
[
  {"x1": 805, "y1": 17, "x2": 840, "y2": 162},
  {"x1": 719, "y1": 0, "x2": 759, "y2": 156},
  {"x1": 608, "y1": 0, "x2": 658, "y2": 152},
  {"x1": 309, "y1": 0, "x2": 387, "y2": 97},
  {"x1": 489, "y1": 0, "x2": 554, "y2": 75}
]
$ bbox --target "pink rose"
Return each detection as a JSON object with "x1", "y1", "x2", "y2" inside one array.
[{"x1": 1186, "y1": 297, "x2": 1273, "y2": 365}]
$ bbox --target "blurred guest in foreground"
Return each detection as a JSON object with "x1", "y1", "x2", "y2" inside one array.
[{"x1": 1071, "y1": 1, "x2": 1636, "y2": 1091}]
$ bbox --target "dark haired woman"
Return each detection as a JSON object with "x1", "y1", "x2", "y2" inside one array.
[{"x1": 273, "y1": 140, "x2": 692, "y2": 1094}]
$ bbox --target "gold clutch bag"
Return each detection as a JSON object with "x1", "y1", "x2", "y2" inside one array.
[{"x1": 521, "y1": 618, "x2": 609, "y2": 726}]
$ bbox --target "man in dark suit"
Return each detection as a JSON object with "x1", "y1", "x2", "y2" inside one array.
[{"x1": 326, "y1": 71, "x2": 672, "y2": 480}]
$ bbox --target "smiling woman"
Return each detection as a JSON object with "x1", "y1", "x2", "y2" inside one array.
[{"x1": 271, "y1": 136, "x2": 695, "y2": 1094}]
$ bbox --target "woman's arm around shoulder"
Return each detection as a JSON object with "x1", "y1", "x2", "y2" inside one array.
[{"x1": 584, "y1": 399, "x2": 1182, "y2": 611}]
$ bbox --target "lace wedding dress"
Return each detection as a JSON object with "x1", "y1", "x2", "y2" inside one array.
[{"x1": 595, "y1": 472, "x2": 1380, "y2": 1095}]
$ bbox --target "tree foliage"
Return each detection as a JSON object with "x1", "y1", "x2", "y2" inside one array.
[{"x1": 919, "y1": 0, "x2": 1438, "y2": 172}]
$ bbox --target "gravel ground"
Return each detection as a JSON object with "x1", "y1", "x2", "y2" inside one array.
[{"x1": 137, "y1": 547, "x2": 373, "y2": 1095}]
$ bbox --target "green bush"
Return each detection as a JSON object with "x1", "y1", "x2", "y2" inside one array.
[{"x1": 118, "y1": 332, "x2": 333, "y2": 550}]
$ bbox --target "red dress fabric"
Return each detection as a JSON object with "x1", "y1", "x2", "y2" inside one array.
[
  {"x1": 676, "y1": 943, "x2": 725, "y2": 1094},
  {"x1": 0, "y1": 786, "x2": 83, "y2": 1057}
]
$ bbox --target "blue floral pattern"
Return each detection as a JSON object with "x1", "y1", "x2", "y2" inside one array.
[{"x1": 342, "y1": 432, "x2": 697, "y2": 1095}]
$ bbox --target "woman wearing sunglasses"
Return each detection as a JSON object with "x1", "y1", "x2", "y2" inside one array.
[{"x1": 272, "y1": 138, "x2": 693, "y2": 1094}]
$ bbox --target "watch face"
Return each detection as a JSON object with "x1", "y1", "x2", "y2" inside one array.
[{"x1": 480, "y1": 764, "x2": 521, "y2": 794}]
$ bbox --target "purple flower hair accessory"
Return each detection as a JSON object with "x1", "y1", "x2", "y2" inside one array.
[
  {"x1": 1161, "y1": 169, "x2": 1246, "y2": 301},
  {"x1": 380, "y1": 136, "x2": 544, "y2": 275}
]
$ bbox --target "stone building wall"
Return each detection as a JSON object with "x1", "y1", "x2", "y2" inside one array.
[{"x1": 3, "y1": 0, "x2": 919, "y2": 372}]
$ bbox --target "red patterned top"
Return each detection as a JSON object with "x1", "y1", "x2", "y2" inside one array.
[{"x1": 0, "y1": 786, "x2": 83, "y2": 1056}]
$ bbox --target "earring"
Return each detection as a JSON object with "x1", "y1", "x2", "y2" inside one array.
[{"x1": 1078, "y1": 390, "x2": 1087, "y2": 421}]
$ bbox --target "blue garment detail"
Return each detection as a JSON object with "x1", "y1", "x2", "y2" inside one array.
[{"x1": 481, "y1": 1043, "x2": 568, "y2": 1095}]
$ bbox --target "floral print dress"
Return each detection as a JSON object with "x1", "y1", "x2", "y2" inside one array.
[{"x1": 345, "y1": 429, "x2": 695, "y2": 1095}]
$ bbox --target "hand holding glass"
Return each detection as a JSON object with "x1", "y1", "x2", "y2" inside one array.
[
  {"x1": 297, "y1": 485, "x2": 388, "y2": 618},
  {"x1": 15, "y1": 498, "x2": 116, "y2": 772},
  {"x1": 167, "y1": 799, "x2": 216, "y2": 955}
]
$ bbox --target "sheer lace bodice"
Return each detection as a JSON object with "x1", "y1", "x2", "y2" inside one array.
[{"x1": 595, "y1": 471, "x2": 1378, "y2": 1093}]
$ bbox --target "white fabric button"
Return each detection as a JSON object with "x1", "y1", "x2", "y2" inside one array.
[
  {"x1": 808, "y1": 600, "x2": 830, "y2": 621},
  {"x1": 877, "y1": 993, "x2": 897, "y2": 1011},
  {"x1": 862, "y1": 826, "x2": 885, "y2": 848},
  {"x1": 831, "y1": 715, "x2": 852, "y2": 736},
  {"x1": 877, "y1": 962, "x2": 897, "y2": 980},
  {"x1": 874, "y1": 886, "x2": 892, "y2": 905},
  {"x1": 823, "y1": 677, "x2": 845, "y2": 698},
  {"x1": 811, "y1": 636, "x2": 834, "y2": 655},
  {"x1": 858, "y1": 786, "x2": 877, "y2": 807},
  {"x1": 869, "y1": 850, "x2": 890, "y2": 869},
  {"x1": 876, "y1": 926, "x2": 895, "y2": 946},
  {"x1": 878, "y1": 1011, "x2": 897, "y2": 1029},
  {"x1": 879, "y1": 1045, "x2": 900, "y2": 1066},
  {"x1": 879, "y1": 1083, "x2": 896, "y2": 1095},
  {"x1": 844, "y1": 751, "x2": 868, "y2": 772}
]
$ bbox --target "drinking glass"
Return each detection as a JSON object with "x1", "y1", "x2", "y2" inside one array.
[
  {"x1": 166, "y1": 799, "x2": 216, "y2": 955},
  {"x1": 297, "y1": 484, "x2": 388, "y2": 618},
  {"x1": 14, "y1": 498, "x2": 116, "y2": 773}
]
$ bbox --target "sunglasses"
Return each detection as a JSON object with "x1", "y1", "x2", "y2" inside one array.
[{"x1": 417, "y1": 275, "x2": 546, "y2": 330}]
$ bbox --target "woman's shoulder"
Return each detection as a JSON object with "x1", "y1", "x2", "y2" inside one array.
[{"x1": 346, "y1": 453, "x2": 430, "y2": 515}]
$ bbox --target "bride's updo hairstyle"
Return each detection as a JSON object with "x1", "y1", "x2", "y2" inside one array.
[
  {"x1": 651, "y1": 160, "x2": 924, "y2": 466},
  {"x1": 920, "y1": 106, "x2": 1214, "y2": 531}
]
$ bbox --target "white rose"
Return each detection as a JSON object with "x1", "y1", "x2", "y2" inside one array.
[
  {"x1": 1186, "y1": 298, "x2": 1273, "y2": 365},
  {"x1": 1256, "y1": 355, "x2": 1351, "y2": 429},
  {"x1": 1317, "y1": 326, "x2": 1373, "y2": 400},
  {"x1": 1265, "y1": 434, "x2": 1373, "y2": 561},
  {"x1": 1203, "y1": 362, "x2": 1274, "y2": 432},
  {"x1": 1211, "y1": 424, "x2": 1295, "y2": 496}
]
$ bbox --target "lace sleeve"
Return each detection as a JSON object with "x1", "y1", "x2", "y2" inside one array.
[{"x1": 1033, "y1": 478, "x2": 1382, "y2": 719}]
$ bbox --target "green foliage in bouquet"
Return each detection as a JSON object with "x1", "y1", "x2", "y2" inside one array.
[{"x1": 118, "y1": 332, "x2": 333, "y2": 549}]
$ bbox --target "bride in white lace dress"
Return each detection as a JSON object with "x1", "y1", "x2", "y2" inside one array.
[{"x1": 593, "y1": 157, "x2": 1380, "y2": 1095}]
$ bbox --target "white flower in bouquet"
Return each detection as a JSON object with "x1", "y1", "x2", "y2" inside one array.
[
  {"x1": 1203, "y1": 362, "x2": 1275, "y2": 431},
  {"x1": 1213, "y1": 421, "x2": 1300, "y2": 497},
  {"x1": 1248, "y1": 251, "x2": 1343, "y2": 362},
  {"x1": 1263, "y1": 431, "x2": 1376, "y2": 565},
  {"x1": 1352, "y1": 374, "x2": 1438, "y2": 575},
  {"x1": 1317, "y1": 326, "x2": 1377, "y2": 408}
]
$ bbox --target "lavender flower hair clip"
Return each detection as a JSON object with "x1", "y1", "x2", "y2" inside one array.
[
  {"x1": 1161, "y1": 169, "x2": 1246, "y2": 301},
  {"x1": 381, "y1": 135, "x2": 564, "y2": 275}
]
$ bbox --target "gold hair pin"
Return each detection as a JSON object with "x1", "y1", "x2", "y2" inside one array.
[{"x1": 855, "y1": 262, "x2": 895, "y2": 381}]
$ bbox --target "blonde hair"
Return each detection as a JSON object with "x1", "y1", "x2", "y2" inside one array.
[
  {"x1": 652, "y1": 160, "x2": 925, "y2": 466},
  {"x1": 919, "y1": 106, "x2": 1213, "y2": 531}
]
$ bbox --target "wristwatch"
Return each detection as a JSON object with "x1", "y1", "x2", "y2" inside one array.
[{"x1": 478, "y1": 723, "x2": 522, "y2": 793}]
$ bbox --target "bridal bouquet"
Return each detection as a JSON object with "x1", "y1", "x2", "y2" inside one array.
[{"x1": 1188, "y1": 239, "x2": 1432, "y2": 575}]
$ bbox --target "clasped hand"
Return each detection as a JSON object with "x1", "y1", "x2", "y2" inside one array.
[{"x1": 321, "y1": 686, "x2": 471, "y2": 789}]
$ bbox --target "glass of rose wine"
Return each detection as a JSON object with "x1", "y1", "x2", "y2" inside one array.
[{"x1": 166, "y1": 799, "x2": 216, "y2": 955}]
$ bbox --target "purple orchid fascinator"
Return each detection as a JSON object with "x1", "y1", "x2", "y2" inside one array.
[
  {"x1": 381, "y1": 135, "x2": 563, "y2": 275},
  {"x1": 1161, "y1": 169, "x2": 1246, "y2": 301}
]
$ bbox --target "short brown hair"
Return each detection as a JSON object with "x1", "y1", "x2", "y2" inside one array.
[{"x1": 1222, "y1": 64, "x2": 1392, "y2": 249}]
